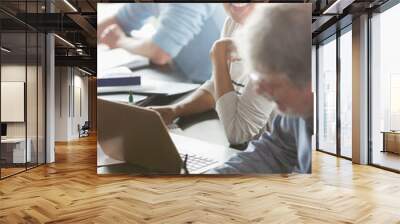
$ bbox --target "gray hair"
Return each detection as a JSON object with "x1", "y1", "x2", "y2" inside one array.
[{"x1": 236, "y1": 3, "x2": 311, "y2": 88}]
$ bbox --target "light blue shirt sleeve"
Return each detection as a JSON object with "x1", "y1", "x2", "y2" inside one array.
[
  {"x1": 209, "y1": 115, "x2": 311, "y2": 174},
  {"x1": 115, "y1": 4, "x2": 159, "y2": 34},
  {"x1": 151, "y1": 4, "x2": 217, "y2": 58},
  {"x1": 114, "y1": 3, "x2": 225, "y2": 82}
]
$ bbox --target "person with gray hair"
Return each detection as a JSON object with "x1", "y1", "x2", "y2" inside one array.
[{"x1": 209, "y1": 4, "x2": 313, "y2": 174}]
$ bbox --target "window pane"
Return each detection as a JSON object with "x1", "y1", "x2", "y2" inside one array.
[
  {"x1": 1, "y1": 30, "x2": 28, "y2": 177},
  {"x1": 27, "y1": 31, "x2": 38, "y2": 169},
  {"x1": 371, "y1": 3, "x2": 400, "y2": 171},
  {"x1": 340, "y1": 28, "x2": 352, "y2": 158},
  {"x1": 0, "y1": 1, "x2": 46, "y2": 178},
  {"x1": 318, "y1": 37, "x2": 337, "y2": 154}
]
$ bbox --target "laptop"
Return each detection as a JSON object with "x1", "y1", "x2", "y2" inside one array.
[{"x1": 97, "y1": 98, "x2": 236, "y2": 174}]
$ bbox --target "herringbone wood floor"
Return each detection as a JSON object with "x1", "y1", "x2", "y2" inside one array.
[{"x1": 1, "y1": 135, "x2": 400, "y2": 224}]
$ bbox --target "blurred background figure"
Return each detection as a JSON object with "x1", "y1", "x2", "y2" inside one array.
[{"x1": 97, "y1": 3, "x2": 226, "y2": 83}]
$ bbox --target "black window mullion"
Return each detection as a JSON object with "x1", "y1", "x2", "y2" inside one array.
[
  {"x1": 36, "y1": 0, "x2": 39, "y2": 168},
  {"x1": 72, "y1": 68, "x2": 74, "y2": 118},
  {"x1": 367, "y1": 11, "x2": 373, "y2": 165},
  {"x1": 316, "y1": 44, "x2": 320, "y2": 151},
  {"x1": 44, "y1": 28, "x2": 47, "y2": 164},
  {"x1": 336, "y1": 29, "x2": 341, "y2": 157},
  {"x1": 0, "y1": 25, "x2": 2, "y2": 180},
  {"x1": 25, "y1": 0, "x2": 28, "y2": 171}
]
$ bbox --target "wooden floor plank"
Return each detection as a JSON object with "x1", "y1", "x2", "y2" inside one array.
[{"x1": 0, "y1": 135, "x2": 399, "y2": 223}]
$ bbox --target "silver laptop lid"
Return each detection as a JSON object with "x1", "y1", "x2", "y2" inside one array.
[{"x1": 97, "y1": 98, "x2": 182, "y2": 174}]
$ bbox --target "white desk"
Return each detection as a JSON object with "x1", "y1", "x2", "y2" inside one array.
[{"x1": 1, "y1": 138, "x2": 31, "y2": 163}]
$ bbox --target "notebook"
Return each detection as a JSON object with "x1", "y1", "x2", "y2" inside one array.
[
  {"x1": 97, "y1": 80, "x2": 200, "y2": 96},
  {"x1": 98, "y1": 48, "x2": 150, "y2": 72}
]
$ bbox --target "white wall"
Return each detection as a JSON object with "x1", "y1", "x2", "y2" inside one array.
[
  {"x1": 55, "y1": 67, "x2": 89, "y2": 141},
  {"x1": 77, "y1": 75, "x2": 89, "y2": 123},
  {"x1": 1, "y1": 82, "x2": 25, "y2": 122},
  {"x1": 1, "y1": 65, "x2": 26, "y2": 140},
  {"x1": 1, "y1": 65, "x2": 36, "y2": 138},
  {"x1": 70, "y1": 73, "x2": 89, "y2": 138},
  {"x1": 55, "y1": 66, "x2": 70, "y2": 141},
  {"x1": 1, "y1": 63, "x2": 46, "y2": 163},
  {"x1": 1, "y1": 65, "x2": 26, "y2": 129}
]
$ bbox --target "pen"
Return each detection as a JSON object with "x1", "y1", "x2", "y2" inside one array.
[{"x1": 183, "y1": 154, "x2": 189, "y2": 175}]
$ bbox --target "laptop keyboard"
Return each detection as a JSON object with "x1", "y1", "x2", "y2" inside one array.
[{"x1": 179, "y1": 153, "x2": 218, "y2": 173}]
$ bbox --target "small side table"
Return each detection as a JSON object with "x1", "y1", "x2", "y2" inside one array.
[
  {"x1": 0, "y1": 138, "x2": 32, "y2": 166},
  {"x1": 381, "y1": 131, "x2": 400, "y2": 154}
]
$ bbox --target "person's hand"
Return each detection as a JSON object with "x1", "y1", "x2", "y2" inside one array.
[
  {"x1": 99, "y1": 24, "x2": 127, "y2": 49},
  {"x1": 209, "y1": 38, "x2": 239, "y2": 64},
  {"x1": 97, "y1": 16, "x2": 118, "y2": 43},
  {"x1": 148, "y1": 105, "x2": 179, "y2": 125}
]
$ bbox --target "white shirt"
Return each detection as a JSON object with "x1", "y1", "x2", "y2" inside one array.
[{"x1": 199, "y1": 18, "x2": 275, "y2": 144}]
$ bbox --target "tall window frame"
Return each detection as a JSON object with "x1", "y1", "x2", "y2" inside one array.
[
  {"x1": 0, "y1": 0, "x2": 47, "y2": 180},
  {"x1": 368, "y1": 0, "x2": 400, "y2": 173},
  {"x1": 316, "y1": 24, "x2": 353, "y2": 160}
]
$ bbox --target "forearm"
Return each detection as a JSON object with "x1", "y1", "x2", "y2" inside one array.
[
  {"x1": 173, "y1": 89, "x2": 215, "y2": 117},
  {"x1": 149, "y1": 89, "x2": 215, "y2": 125},
  {"x1": 213, "y1": 57, "x2": 234, "y2": 98},
  {"x1": 215, "y1": 82, "x2": 275, "y2": 144},
  {"x1": 215, "y1": 92, "x2": 254, "y2": 144}
]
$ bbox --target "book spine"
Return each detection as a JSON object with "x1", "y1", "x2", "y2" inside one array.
[{"x1": 97, "y1": 76, "x2": 141, "y2": 87}]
